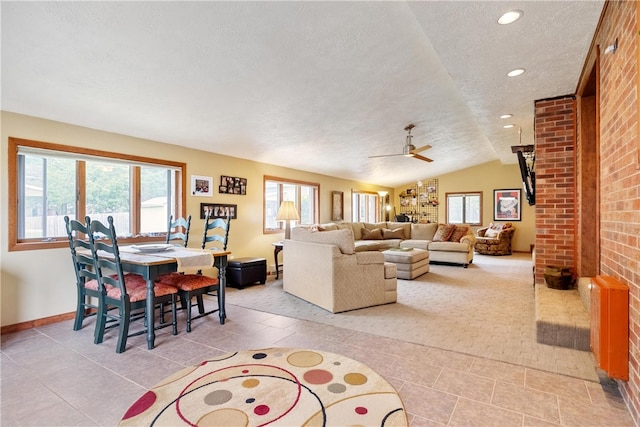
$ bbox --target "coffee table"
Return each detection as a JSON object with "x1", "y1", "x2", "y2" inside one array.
[{"x1": 382, "y1": 248, "x2": 430, "y2": 279}]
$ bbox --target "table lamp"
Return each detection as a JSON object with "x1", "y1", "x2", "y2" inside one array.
[{"x1": 276, "y1": 201, "x2": 300, "y2": 240}]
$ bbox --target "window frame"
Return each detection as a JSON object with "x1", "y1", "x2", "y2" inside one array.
[
  {"x1": 351, "y1": 190, "x2": 382, "y2": 223},
  {"x1": 263, "y1": 175, "x2": 319, "y2": 234},
  {"x1": 8, "y1": 137, "x2": 187, "y2": 251},
  {"x1": 445, "y1": 191, "x2": 483, "y2": 226}
]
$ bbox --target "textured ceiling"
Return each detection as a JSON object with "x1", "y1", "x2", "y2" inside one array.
[{"x1": 1, "y1": 1, "x2": 603, "y2": 187}]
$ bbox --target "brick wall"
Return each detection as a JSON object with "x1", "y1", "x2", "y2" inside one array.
[
  {"x1": 534, "y1": 96, "x2": 577, "y2": 285},
  {"x1": 593, "y1": 2, "x2": 640, "y2": 422},
  {"x1": 572, "y1": 1, "x2": 640, "y2": 423}
]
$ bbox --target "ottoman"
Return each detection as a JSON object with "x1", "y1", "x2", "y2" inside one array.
[
  {"x1": 382, "y1": 248, "x2": 430, "y2": 280},
  {"x1": 227, "y1": 257, "x2": 267, "y2": 289}
]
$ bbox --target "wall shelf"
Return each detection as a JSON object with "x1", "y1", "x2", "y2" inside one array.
[{"x1": 398, "y1": 178, "x2": 438, "y2": 223}]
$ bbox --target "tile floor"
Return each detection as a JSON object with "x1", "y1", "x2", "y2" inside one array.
[{"x1": 1, "y1": 296, "x2": 635, "y2": 426}]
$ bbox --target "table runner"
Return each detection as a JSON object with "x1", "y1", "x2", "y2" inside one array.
[
  {"x1": 119, "y1": 347, "x2": 407, "y2": 426},
  {"x1": 119, "y1": 246, "x2": 214, "y2": 272}
]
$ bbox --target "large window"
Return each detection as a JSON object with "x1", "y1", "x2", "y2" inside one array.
[
  {"x1": 264, "y1": 176, "x2": 319, "y2": 233},
  {"x1": 446, "y1": 192, "x2": 482, "y2": 225},
  {"x1": 351, "y1": 191, "x2": 381, "y2": 223},
  {"x1": 9, "y1": 137, "x2": 186, "y2": 251}
]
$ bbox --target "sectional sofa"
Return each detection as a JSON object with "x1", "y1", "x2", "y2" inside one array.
[{"x1": 309, "y1": 221, "x2": 476, "y2": 267}]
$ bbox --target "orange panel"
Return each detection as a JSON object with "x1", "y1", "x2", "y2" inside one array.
[{"x1": 590, "y1": 276, "x2": 629, "y2": 381}]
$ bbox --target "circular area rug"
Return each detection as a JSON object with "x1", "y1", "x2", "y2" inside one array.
[{"x1": 119, "y1": 347, "x2": 408, "y2": 426}]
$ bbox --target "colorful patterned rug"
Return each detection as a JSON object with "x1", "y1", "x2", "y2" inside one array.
[{"x1": 119, "y1": 347, "x2": 408, "y2": 426}]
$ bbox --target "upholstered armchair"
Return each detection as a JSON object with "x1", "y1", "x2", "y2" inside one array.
[{"x1": 474, "y1": 222, "x2": 516, "y2": 255}]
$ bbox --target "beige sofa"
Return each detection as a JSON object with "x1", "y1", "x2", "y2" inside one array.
[
  {"x1": 310, "y1": 221, "x2": 476, "y2": 267},
  {"x1": 283, "y1": 227, "x2": 397, "y2": 313}
]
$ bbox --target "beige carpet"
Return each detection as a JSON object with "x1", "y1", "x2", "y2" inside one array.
[{"x1": 225, "y1": 253, "x2": 599, "y2": 382}]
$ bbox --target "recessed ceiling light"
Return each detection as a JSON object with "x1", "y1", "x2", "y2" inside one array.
[
  {"x1": 503, "y1": 124, "x2": 515, "y2": 129},
  {"x1": 500, "y1": 114, "x2": 513, "y2": 119},
  {"x1": 498, "y1": 10, "x2": 523, "y2": 25},
  {"x1": 507, "y1": 68, "x2": 526, "y2": 77}
]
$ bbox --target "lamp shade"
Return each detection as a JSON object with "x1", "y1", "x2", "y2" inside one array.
[{"x1": 276, "y1": 201, "x2": 300, "y2": 221}]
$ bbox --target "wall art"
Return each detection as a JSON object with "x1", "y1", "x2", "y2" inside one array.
[
  {"x1": 191, "y1": 175, "x2": 213, "y2": 197},
  {"x1": 493, "y1": 189, "x2": 521, "y2": 221},
  {"x1": 331, "y1": 191, "x2": 344, "y2": 221},
  {"x1": 219, "y1": 175, "x2": 247, "y2": 195},
  {"x1": 200, "y1": 203, "x2": 237, "y2": 220}
]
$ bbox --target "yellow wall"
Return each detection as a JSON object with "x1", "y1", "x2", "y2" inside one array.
[
  {"x1": 393, "y1": 160, "x2": 535, "y2": 253},
  {"x1": 1, "y1": 111, "x2": 534, "y2": 327},
  {"x1": 0, "y1": 111, "x2": 389, "y2": 326}
]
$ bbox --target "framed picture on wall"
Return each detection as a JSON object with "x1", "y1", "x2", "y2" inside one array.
[
  {"x1": 191, "y1": 175, "x2": 213, "y2": 197},
  {"x1": 200, "y1": 203, "x2": 237, "y2": 220},
  {"x1": 494, "y1": 189, "x2": 521, "y2": 221},
  {"x1": 331, "y1": 191, "x2": 344, "y2": 221}
]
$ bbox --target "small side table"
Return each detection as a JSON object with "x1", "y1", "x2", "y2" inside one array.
[{"x1": 272, "y1": 241, "x2": 284, "y2": 279}]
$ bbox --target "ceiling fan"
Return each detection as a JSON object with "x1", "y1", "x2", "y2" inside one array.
[{"x1": 368, "y1": 124, "x2": 433, "y2": 163}]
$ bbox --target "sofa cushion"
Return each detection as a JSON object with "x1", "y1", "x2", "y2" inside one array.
[
  {"x1": 354, "y1": 241, "x2": 383, "y2": 251},
  {"x1": 361, "y1": 228, "x2": 383, "y2": 240},
  {"x1": 484, "y1": 228, "x2": 499, "y2": 238},
  {"x1": 449, "y1": 226, "x2": 469, "y2": 242},
  {"x1": 411, "y1": 223, "x2": 438, "y2": 240},
  {"x1": 382, "y1": 227, "x2": 405, "y2": 239},
  {"x1": 429, "y1": 241, "x2": 470, "y2": 252},
  {"x1": 291, "y1": 227, "x2": 356, "y2": 254},
  {"x1": 363, "y1": 222, "x2": 388, "y2": 230},
  {"x1": 385, "y1": 222, "x2": 411, "y2": 239},
  {"x1": 433, "y1": 224, "x2": 456, "y2": 242}
]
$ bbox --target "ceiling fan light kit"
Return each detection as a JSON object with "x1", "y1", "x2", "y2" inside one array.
[{"x1": 369, "y1": 124, "x2": 433, "y2": 163}]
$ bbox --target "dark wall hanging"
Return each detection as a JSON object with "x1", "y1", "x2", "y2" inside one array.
[{"x1": 219, "y1": 175, "x2": 247, "y2": 195}]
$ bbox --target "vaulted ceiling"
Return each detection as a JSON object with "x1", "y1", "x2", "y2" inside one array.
[{"x1": 1, "y1": 1, "x2": 603, "y2": 187}]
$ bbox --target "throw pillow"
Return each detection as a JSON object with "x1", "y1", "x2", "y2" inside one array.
[
  {"x1": 361, "y1": 228, "x2": 383, "y2": 240},
  {"x1": 310, "y1": 225, "x2": 326, "y2": 232},
  {"x1": 382, "y1": 228, "x2": 404, "y2": 239},
  {"x1": 432, "y1": 224, "x2": 456, "y2": 242},
  {"x1": 484, "y1": 228, "x2": 499, "y2": 238},
  {"x1": 449, "y1": 226, "x2": 469, "y2": 242}
]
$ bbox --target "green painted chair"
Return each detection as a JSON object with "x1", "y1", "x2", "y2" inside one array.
[
  {"x1": 64, "y1": 216, "x2": 101, "y2": 337},
  {"x1": 90, "y1": 216, "x2": 178, "y2": 353},
  {"x1": 156, "y1": 212, "x2": 230, "y2": 332}
]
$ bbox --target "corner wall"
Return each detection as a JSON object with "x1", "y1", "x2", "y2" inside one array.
[
  {"x1": 576, "y1": 1, "x2": 640, "y2": 423},
  {"x1": 533, "y1": 96, "x2": 577, "y2": 285}
]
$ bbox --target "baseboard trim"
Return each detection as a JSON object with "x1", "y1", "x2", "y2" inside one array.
[{"x1": 1, "y1": 311, "x2": 76, "y2": 335}]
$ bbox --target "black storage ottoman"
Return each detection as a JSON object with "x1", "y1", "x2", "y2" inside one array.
[{"x1": 227, "y1": 257, "x2": 267, "y2": 289}]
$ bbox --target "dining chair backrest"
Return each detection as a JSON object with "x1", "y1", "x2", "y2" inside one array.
[
  {"x1": 201, "y1": 212, "x2": 230, "y2": 251},
  {"x1": 88, "y1": 216, "x2": 128, "y2": 297},
  {"x1": 166, "y1": 215, "x2": 191, "y2": 247},
  {"x1": 64, "y1": 216, "x2": 98, "y2": 288}
]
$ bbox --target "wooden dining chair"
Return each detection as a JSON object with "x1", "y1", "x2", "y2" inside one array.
[
  {"x1": 89, "y1": 216, "x2": 179, "y2": 353},
  {"x1": 156, "y1": 212, "x2": 230, "y2": 332},
  {"x1": 165, "y1": 215, "x2": 191, "y2": 247},
  {"x1": 64, "y1": 216, "x2": 101, "y2": 335}
]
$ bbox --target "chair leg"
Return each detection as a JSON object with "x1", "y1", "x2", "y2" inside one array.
[
  {"x1": 196, "y1": 295, "x2": 205, "y2": 314},
  {"x1": 186, "y1": 293, "x2": 193, "y2": 333},
  {"x1": 73, "y1": 292, "x2": 86, "y2": 331},
  {"x1": 94, "y1": 301, "x2": 106, "y2": 345},
  {"x1": 116, "y1": 305, "x2": 131, "y2": 353},
  {"x1": 171, "y1": 295, "x2": 177, "y2": 335}
]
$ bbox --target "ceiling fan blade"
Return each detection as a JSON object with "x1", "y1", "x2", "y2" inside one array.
[
  {"x1": 368, "y1": 153, "x2": 404, "y2": 158},
  {"x1": 412, "y1": 153, "x2": 433, "y2": 163},
  {"x1": 411, "y1": 144, "x2": 432, "y2": 154}
]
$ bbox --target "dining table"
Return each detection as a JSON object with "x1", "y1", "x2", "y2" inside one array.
[{"x1": 97, "y1": 245, "x2": 230, "y2": 350}]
